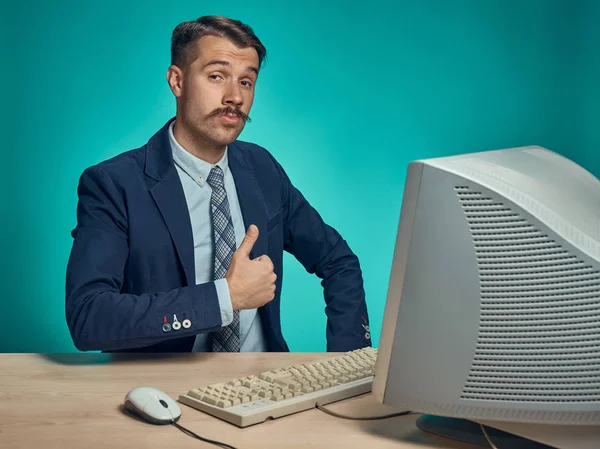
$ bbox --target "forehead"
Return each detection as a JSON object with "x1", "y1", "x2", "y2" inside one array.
[{"x1": 193, "y1": 35, "x2": 259, "y2": 67}]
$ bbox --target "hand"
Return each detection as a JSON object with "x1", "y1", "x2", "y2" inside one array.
[{"x1": 225, "y1": 225, "x2": 277, "y2": 310}]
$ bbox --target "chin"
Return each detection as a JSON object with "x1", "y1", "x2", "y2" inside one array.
[
  {"x1": 217, "y1": 129, "x2": 244, "y2": 145},
  {"x1": 208, "y1": 136, "x2": 238, "y2": 148}
]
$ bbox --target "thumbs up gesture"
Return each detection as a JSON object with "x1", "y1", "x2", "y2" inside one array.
[{"x1": 225, "y1": 225, "x2": 277, "y2": 310}]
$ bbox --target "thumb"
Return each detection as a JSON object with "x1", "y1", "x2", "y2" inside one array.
[{"x1": 237, "y1": 224, "x2": 259, "y2": 257}]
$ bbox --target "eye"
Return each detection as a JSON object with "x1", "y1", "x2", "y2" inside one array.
[
  {"x1": 208, "y1": 74, "x2": 224, "y2": 81},
  {"x1": 241, "y1": 80, "x2": 253, "y2": 88}
]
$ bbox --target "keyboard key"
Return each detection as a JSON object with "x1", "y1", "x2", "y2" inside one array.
[{"x1": 178, "y1": 347, "x2": 378, "y2": 427}]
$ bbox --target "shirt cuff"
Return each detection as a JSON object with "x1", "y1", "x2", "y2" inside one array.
[{"x1": 214, "y1": 278, "x2": 234, "y2": 326}]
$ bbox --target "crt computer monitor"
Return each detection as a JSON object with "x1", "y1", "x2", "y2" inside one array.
[{"x1": 373, "y1": 146, "x2": 600, "y2": 449}]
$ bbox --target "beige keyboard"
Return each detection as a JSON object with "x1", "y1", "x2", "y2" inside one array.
[{"x1": 178, "y1": 347, "x2": 377, "y2": 427}]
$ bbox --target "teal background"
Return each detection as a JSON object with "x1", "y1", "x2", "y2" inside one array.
[{"x1": 3, "y1": 0, "x2": 598, "y2": 352}]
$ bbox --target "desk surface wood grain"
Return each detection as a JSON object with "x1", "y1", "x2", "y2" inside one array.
[{"x1": 0, "y1": 353, "x2": 477, "y2": 449}]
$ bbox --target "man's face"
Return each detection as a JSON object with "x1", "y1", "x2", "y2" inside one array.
[{"x1": 173, "y1": 35, "x2": 259, "y2": 148}]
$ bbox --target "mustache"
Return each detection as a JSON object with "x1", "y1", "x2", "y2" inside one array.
[{"x1": 207, "y1": 107, "x2": 251, "y2": 123}]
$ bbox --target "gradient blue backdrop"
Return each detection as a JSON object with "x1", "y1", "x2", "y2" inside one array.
[{"x1": 3, "y1": 0, "x2": 598, "y2": 352}]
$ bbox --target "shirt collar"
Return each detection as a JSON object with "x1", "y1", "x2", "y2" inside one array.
[{"x1": 168, "y1": 120, "x2": 229, "y2": 188}]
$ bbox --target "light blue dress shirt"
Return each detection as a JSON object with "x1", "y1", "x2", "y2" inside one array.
[{"x1": 169, "y1": 121, "x2": 267, "y2": 352}]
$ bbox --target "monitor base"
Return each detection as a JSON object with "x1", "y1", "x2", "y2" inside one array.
[{"x1": 415, "y1": 415, "x2": 556, "y2": 449}]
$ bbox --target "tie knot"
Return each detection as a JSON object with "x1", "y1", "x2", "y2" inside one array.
[{"x1": 207, "y1": 165, "x2": 225, "y2": 189}]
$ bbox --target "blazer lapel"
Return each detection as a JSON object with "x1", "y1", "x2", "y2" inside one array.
[
  {"x1": 150, "y1": 170, "x2": 195, "y2": 286},
  {"x1": 145, "y1": 118, "x2": 195, "y2": 287},
  {"x1": 228, "y1": 143, "x2": 268, "y2": 260},
  {"x1": 229, "y1": 143, "x2": 278, "y2": 351}
]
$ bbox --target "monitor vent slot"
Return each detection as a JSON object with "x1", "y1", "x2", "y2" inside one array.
[{"x1": 455, "y1": 186, "x2": 600, "y2": 403}]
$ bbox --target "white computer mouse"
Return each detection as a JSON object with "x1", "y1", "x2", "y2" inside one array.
[{"x1": 124, "y1": 387, "x2": 182, "y2": 425}]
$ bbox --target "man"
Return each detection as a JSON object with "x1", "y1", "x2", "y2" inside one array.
[{"x1": 65, "y1": 16, "x2": 371, "y2": 353}]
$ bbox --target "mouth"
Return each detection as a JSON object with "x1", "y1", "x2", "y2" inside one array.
[
  {"x1": 219, "y1": 112, "x2": 241, "y2": 125},
  {"x1": 208, "y1": 107, "x2": 250, "y2": 126}
]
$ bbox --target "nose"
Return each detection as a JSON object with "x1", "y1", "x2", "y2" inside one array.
[{"x1": 223, "y1": 81, "x2": 243, "y2": 107}]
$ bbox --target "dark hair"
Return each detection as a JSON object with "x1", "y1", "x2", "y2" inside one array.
[{"x1": 171, "y1": 16, "x2": 267, "y2": 69}]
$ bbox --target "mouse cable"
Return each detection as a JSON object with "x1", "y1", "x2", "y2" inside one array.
[
  {"x1": 171, "y1": 421, "x2": 238, "y2": 449},
  {"x1": 480, "y1": 424, "x2": 500, "y2": 449},
  {"x1": 315, "y1": 403, "x2": 414, "y2": 420}
]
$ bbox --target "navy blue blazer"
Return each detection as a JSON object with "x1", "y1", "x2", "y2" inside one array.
[{"x1": 65, "y1": 118, "x2": 371, "y2": 352}]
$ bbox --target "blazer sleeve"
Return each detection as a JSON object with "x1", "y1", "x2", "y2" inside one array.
[
  {"x1": 65, "y1": 165, "x2": 222, "y2": 351},
  {"x1": 271, "y1": 157, "x2": 372, "y2": 352}
]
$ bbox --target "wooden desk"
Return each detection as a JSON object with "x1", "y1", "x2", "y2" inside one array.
[{"x1": 0, "y1": 353, "x2": 477, "y2": 449}]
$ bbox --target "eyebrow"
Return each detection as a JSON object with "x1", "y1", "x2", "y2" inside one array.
[{"x1": 203, "y1": 59, "x2": 258, "y2": 75}]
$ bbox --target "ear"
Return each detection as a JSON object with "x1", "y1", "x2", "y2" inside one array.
[{"x1": 166, "y1": 65, "x2": 184, "y2": 97}]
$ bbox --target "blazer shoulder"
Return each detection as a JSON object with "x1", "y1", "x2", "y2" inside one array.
[
  {"x1": 232, "y1": 139, "x2": 284, "y2": 173},
  {"x1": 81, "y1": 146, "x2": 146, "y2": 183}
]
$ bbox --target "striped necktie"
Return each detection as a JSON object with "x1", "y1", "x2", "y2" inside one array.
[{"x1": 206, "y1": 165, "x2": 241, "y2": 352}]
